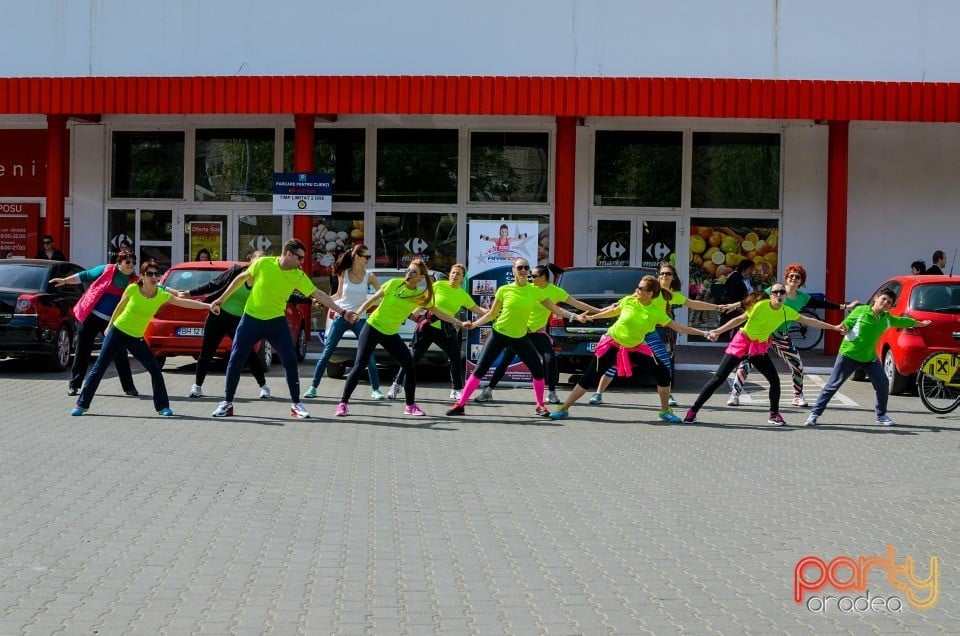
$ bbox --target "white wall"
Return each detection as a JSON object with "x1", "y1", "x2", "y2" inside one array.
[
  {"x1": 2, "y1": 0, "x2": 960, "y2": 81},
  {"x1": 846, "y1": 122, "x2": 960, "y2": 301}
]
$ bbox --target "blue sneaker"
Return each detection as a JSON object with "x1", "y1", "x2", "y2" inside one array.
[
  {"x1": 549, "y1": 408, "x2": 569, "y2": 420},
  {"x1": 876, "y1": 414, "x2": 895, "y2": 426},
  {"x1": 157, "y1": 408, "x2": 174, "y2": 417},
  {"x1": 70, "y1": 406, "x2": 87, "y2": 416},
  {"x1": 658, "y1": 409, "x2": 682, "y2": 423},
  {"x1": 588, "y1": 393, "x2": 603, "y2": 405}
]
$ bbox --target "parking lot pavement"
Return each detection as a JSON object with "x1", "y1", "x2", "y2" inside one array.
[{"x1": 1, "y1": 356, "x2": 958, "y2": 634}]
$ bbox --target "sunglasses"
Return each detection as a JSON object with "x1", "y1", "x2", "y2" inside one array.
[
  {"x1": 290, "y1": 251, "x2": 306, "y2": 261},
  {"x1": 42, "y1": 240, "x2": 53, "y2": 245},
  {"x1": 770, "y1": 289, "x2": 787, "y2": 296},
  {"x1": 144, "y1": 271, "x2": 160, "y2": 278},
  {"x1": 785, "y1": 274, "x2": 802, "y2": 280},
  {"x1": 658, "y1": 271, "x2": 674, "y2": 277},
  {"x1": 637, "y1": 286, "x2": 654, "y2": 293},
  {"x1": 121, "y1": 259, "x2": 136, "y2": 265},
  {"x1": 515, "y1": 265, "x2": 530, "y2": 271},
  {"x1": 358, "y1": 254, "x2": 371, "y2": 259}
]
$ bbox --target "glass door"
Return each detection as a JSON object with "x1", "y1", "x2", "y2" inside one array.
[
  {"x1": 591, "y1": 214, "x2": 679, "y2": 269},
  {"x1": 174, "y1": 210, "x2": 231, "y2": 263}
]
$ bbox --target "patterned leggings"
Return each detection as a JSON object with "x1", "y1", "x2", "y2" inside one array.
[
  {"x1": 731, "y1": 333, "x2": 803, "y2": 396},
  {"x1": 602, "y1": 329, "x2": 673, "y2": 379}
]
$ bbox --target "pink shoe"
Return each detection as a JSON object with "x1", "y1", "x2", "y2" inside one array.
[
  {"x1": 404, "y1": 404, "x2": 426, "y2": 416},
  {"x1": 334, "y1": 402, "x2": 349, "y2": 417}
]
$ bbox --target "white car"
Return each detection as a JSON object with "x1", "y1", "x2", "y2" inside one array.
[{"x1": 318, "y1": 268, "x2": 453, "y2": 379}]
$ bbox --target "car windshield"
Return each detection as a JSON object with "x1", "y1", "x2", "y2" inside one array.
[
  {"x1": 164, "y1": 269, "x2": 224, "y2": 291},
  {"x1": 0, "y1": 264, "x2": 48, "y2": 291},
  {"x1": 910, "y1": 282, "x2": 960, "y2": 314},
  {"x1": 558, "y1": 269, "x2": 653, "y2": 296}
]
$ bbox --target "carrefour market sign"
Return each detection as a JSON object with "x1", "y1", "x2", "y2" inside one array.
[{"x1": 272, "y1": 172, "x2": 332, "y2": 215}]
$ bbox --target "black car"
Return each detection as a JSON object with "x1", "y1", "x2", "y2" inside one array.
[
  {"x1": 549, "y1": 266, "x2": 675, "y2": 378},
  {"x1": 0, "y1": 259, "x2": 85, "y2": 371}
]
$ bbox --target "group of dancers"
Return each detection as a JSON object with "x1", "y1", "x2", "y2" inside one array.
[{"x1": 58, "y1": 244, "x2": 930, "y2": 426}]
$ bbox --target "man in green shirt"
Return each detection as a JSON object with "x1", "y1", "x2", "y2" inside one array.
[{"x1": 806, "y1": 287, "x2": 931, "y2": 426}]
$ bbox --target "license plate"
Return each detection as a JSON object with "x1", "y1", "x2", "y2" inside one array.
[
  {"x1": 176, "y1": 327, "x2": 204, "y2": 337},
  {"x1": 586, "y1": 341, "x2": 597, "y2": 352}
]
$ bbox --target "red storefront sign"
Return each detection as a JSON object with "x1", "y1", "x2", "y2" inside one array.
[
  {"x1": 0, "y1": 203, "x2": 40, "y2": 257},
  {"x1": 0, "y1": 129, "x2": 69, "y2": 197}
]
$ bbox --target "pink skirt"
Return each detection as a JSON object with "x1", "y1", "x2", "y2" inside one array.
[{"x1": 725, "y1": 330, "x2": 771, "y2": 358}]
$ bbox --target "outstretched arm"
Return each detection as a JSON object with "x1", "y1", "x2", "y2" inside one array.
[
  {"x1": 462, "y1": 299, "x2": 502, "y2": 329},
  {"x1": 666, "y1": 319, "x2": 711, "y2": 339},
  {"x1": 711, "y1": 312, "x2": 749, "y2": 337},
  {"x1": 797, "y1": 312, "x2": 846, "y2": 334},
  {"x1": 542, "y1": 298, "x2": 585, "y2": 322}
]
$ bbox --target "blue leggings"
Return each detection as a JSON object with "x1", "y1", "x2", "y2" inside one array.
[
  {"x1": 76, "y1": 327, "x2": 168, "y2": 411},
  {"x1": 224, "y1": 314, "x2": 300, "y2": 403}
]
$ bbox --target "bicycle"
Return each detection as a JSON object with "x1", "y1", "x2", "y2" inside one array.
[
  {"x1": 917, "y1": 350, "x2": 960, "y2": 414},
  {"x1": 787, "y1": 308, "x2": 823, "y2": 351}
]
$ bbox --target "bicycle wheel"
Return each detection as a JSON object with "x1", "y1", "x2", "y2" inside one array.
[
  {"x1": 917, "y1": 351, "x2": 960, "y2": 414},
  {"x1": 789, "y1": 309, "x2": 823, "y2": 351}
]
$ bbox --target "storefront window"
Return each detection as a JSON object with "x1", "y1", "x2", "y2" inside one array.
[
  {"x1": 376, "y1": 129, "x2": 458, "y2": 203},
  {"x1": 111, "y1": 131, "x2": 184, "y2": 199},
  {"x1": 106, "y1": 209, "x2": 136, "y2": 263},
  {"x1": 139, "y1": 209, "x2": 172, "y2": 242},
  {"x1": 282, "y1": 129, "x2": 365, "y2": 202},
  {"x1": 374, "y1": 212, "x2": 458, "y2": 271},
  {"x1": 469, "y1": 132, "x2": 549, "y2": 202},
  {"x1": 593, "y1": 131, "x2": 682, "y2": 207},
  {"x1": 309, "y1": 213, "x2": 366, "y2": 279},
  {"x1": 692, "y1": 133, "x2": 781, "y2": 209},
  {"x1": 237, "y1": 214, "x2": 283, "y2": 260},
  {"x1": 467, "y1": 213, "x2": 551, "y2": 267},
  {"x1": 194, "y1": 129, "x2": 275, "y2": 202}
]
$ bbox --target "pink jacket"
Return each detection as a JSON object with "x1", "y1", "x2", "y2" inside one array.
[{"x1": 71, "y1": 264, "x2": 138, "y2": 322}]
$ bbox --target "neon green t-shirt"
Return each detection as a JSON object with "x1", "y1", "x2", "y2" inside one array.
[
  {"x1": 243, "y1": 257, "x2": 317, "y2": 320},
  {"x1": 527, "y1": 283, "x2": 568, "y2": 331},
  {"x1": 220, "y1": 281, "x2": 252, "y2": 317},
  {"x1": 839, "y1": 305, "x2": 916, "y2": 363},
  {"x1": 606, "y1": 296, "x2": 671, "y2": 348},
  {"x1": 493, "y1": 283, "x2": 547, "y2": 338},
  {"x1": 651, "y1": 291, "x2": 686, "y2": 315},
  {"x1": 429, "y1": 280, "x2": 474, "y2": 330},
  {"x1": 741, "y1": 300, "x2": 800, "y2": 341},
  {"x1": 367, "y1": 277, "x2": 432, "y2": 335},
  {"x1": 113, "y1": 284, "x2": 172, "y2": 338}
]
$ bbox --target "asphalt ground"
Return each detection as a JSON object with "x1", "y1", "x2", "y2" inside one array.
[{"x1": 0, "y1": 348, "x2": 957, "y2": 634}]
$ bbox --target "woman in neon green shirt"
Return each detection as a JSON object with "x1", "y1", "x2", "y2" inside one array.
[
  {"x1": 71, "y1": 262, "x2": 219, "y2": 417},
  {"x1": 549, "y1": 275, "x2": 708, "y2": 422},
  {"x1": 683, "y1": 283, "x2": 844, "y2": 426},
  {"x1": 386, "y1": 263, "x2": 487, "y2": 401},
  {"x1": 335, "y1": 259, "x2": 463, "y2": 418}
]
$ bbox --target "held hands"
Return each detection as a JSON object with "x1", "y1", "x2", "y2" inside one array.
[
  {"x1": 208, "y1": 303, "x2": 221, "y2": 315},
  {"x1": 461, "y1": 320, "x2": 474, "y2": 330},
  {"x1": 573, "y1": 312, "x2": 588, "y2": 323},
  {"x1": 176, "y1": 290, "x2": 191, "y2": 299},
  {"x1": 705, "y1": 330, "x2": 720, "y2": 342},
  {"x1": 718, "y1": 303, "x2": 738, "y2": 314},
  {"x1": 343, "y1": 310, "x2": 359, "y2": 324},
  {"x1": 834, "y1": 324, "x2": 847, "y2": 335}
]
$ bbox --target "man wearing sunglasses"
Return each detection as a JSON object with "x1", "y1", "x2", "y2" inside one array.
[
  {"x1": 209, "y1": 239, "x2": 348, "y2": 419},
  {"x1": 35, "y1": 235, "x2": 66, "y2": 261}
]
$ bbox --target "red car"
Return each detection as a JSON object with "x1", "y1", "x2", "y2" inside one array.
[
  {"x1": 867, "y1": 275, "x2": 960, "y2": 393},
  {"x1": 145, "y1": 261, "x2": 312, "y2": 368}
]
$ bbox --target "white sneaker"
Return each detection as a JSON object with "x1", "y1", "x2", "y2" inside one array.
[
  {"x1": 449, "y1": 389, "x2": 462, "y2": 400},
  {"x1": 805, "y1": 414, "x2": 819, "y2": 426},
  {"x1": 212, "y1": 401, "x2": 233, "y2": 417},
  {"x1": 726, "y1": 392, "x2": 740, "y2": 406},
  {"x1": 189, "y1": 384, "x2": 203, "y2": 398},
  {"x1": 792, "y1": 394, "x2": 808, "y2": 407},
  {"x1": 290, "y1": 402, "x2": 310, "y2": 419},
  {"x1": 667, "y1": 395, "x2": 679, "y2": 407},
  {"x1": 547, "y1": 390, "x2": 560, "y2": 404},
  {"x1": 370, "y1": 389, "x2": 387, "y2": 400},
  {"x1": 386, "y1": 383, "x2": 402, "y2": 400},
  {"x1": 475, "y1": 387, "x2": 493, "y2": 402},
  {"x1": 259, "y1": 385, "x2": 271, "y2": 399}
]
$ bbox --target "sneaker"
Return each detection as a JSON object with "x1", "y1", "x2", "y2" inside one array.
[
  {"x1": 682, "y1": 409, "x2": 697, "y2": 423},
  {"x1": 535, "y1": 405, "x2": 551, "y2": 417},
  {"x1": 212, "y1": 401, "x2": 234, "y2": 417},
  {"x1": 449, "y1": 389, "x2": 462, "y2": 401},
  {"x1": 124, "y1": 388, "x2": 139, "y2": 397},
  {"x1": 189, "y1": 384, "x2": 203, "y2": 398},
  {"x1": 303, "y1": 386, "x2": 318, "y2": 399},
  {"x1": 588, "y1": 393, "x2": 603, "y2": 405},
  {"x1": 404, "y1": 404, "x2": 426, "y2": 416},
  {"x1": 667, "y1": 395, "x2": 679, "y2": 408},
  {"x1": 548, "y1": 409, "x2": 569, "y2": 420},
  {"x1": 290, "y1": 402, "x2": 310, "y2": 419},
  {"x1": 546, "y1": 390, "x2": 560, "y2": 404},
  {"x1": 334, "y1": 402, "x2": 349, "y2": 417},
  {"x1": 370, "y1": 389, "x2": 387, "y2": 400},
  {"x1": 157, "y1": 408, "x2": 174, "y2": 417},
  {"x1": 67, "y1": 387, "x2": 79, "y2": 397},
  {"x1": 726, "y1": 393, "x2": 740, "y2": 407},
  {"x1": 70, "y1": 406, "x2": 87, "y2": 416},
  {"x1": 658, "y1": 409, "x2": 682, "y2": 423},
  {"x1": 386, "y1": 383, "x2": 402, "y2": 400},
  {"x1": 259, "y1": 385, "x2": 271, "y2": 399},
  {"x1": 474, "y1": 387, "x2": 493, "y2": 402},
  {"x1": 768, "y1": 412, "x2": 787, "y2": 426},
  {"x1": 876, "y1": 414, "x2": 895, "y2": 426},
  {"x1": 446, "y1": 404, "x2": 465, "y2": 416},
  {"x1": 805, "y1": 414, "x2": 819, "y2": 426},
  {"x1": 792, "y1": 394, "x2": 809, "y2": 407}
]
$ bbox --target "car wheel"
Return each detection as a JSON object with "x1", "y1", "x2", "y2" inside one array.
[
  {"x1": 46, "y1": 326, "x2": 72, "y2": 371},
  {"x1": 257, "y1": 340, "x2": 273, "y2": 372},
  {"x1": 326, "y1": 361, "x2": 345, "y2": 379},
  {"x1": 295, "y1": 325, "x2": 308, "y2": 362},
  {"x1": 883, "y1": 349, "x2": 909, "y2": 395}
]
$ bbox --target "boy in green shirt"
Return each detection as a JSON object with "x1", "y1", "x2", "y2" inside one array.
[{"x1": 806, "y1": 287, "x2": 931, "y2": 426}]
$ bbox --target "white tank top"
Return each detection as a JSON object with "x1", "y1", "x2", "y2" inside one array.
[{"x1": 337, "y1": 270, "x2": 371, "y2": 313}]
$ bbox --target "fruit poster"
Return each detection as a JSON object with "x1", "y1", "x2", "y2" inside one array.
[
  {"x1": 687, "y1": 218, "x2": 779, "y2": 330},
  {"x1": 310, "y1": 216, "x2": 365, "y2": 277}
]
